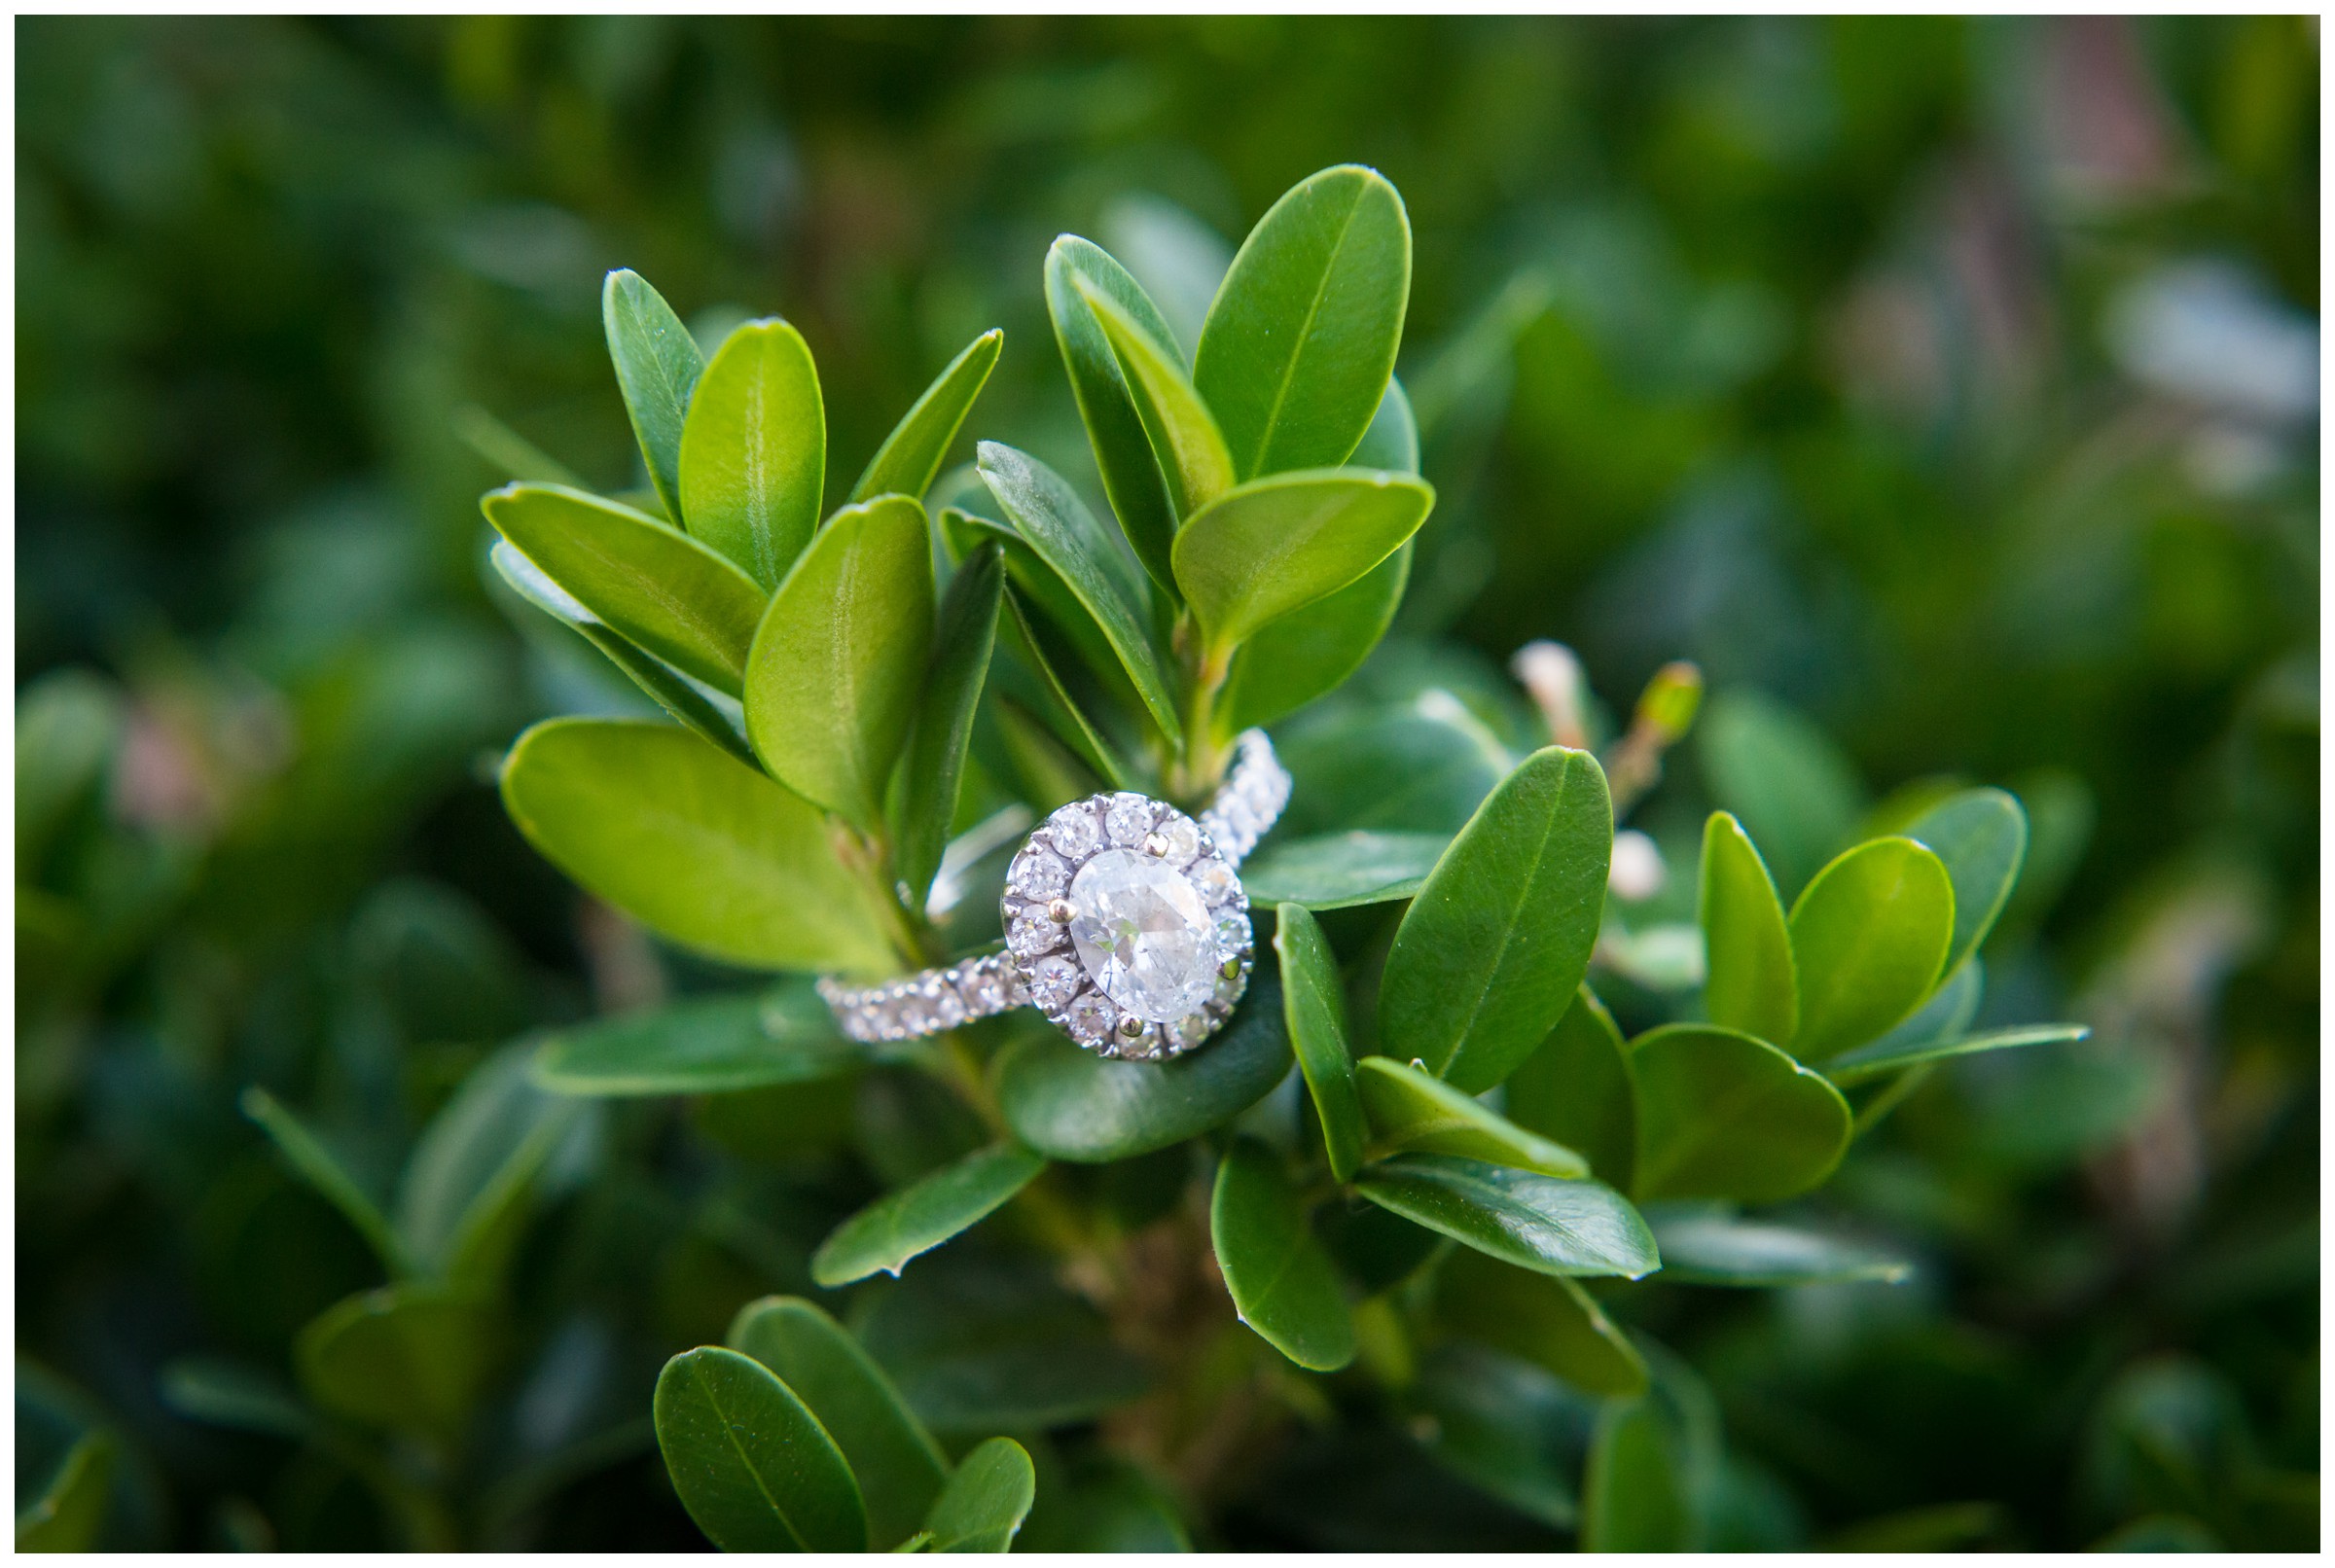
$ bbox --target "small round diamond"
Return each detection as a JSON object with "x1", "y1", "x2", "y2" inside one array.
[
  {"x1": 1010, "y1": 844, "x2": 1069, "y2": 900},
  {"x1": 962, "y1": 963, "x2": 1011, "y2": 1013},
  {"x1": 924, "y1": 978, "x2": 967, "y2": 1029},
  {"x1": 1105, "y1": 793, "x2": 1157, "y2": 846},
  {"x1": 1007, "y1": 907, "x2": 1061, "y2": 958},
  {"x1": 1191, "y1": 857, "x2": 1238, "y2": 906},
  {"x1": 1171, "y1": 1013, "x2": 1212, "y2": 1049},
  {"x1": 1029, "y1": 954, "x2": 1081, "y2": 1011},
  {"x1": 1152, "y1": 815, "x2": 1201, "y2": 867},
  {"x1": 1214, "y1": 908, "x2": 1252, "y2": 951},
  {"x1": 1065, "y1": 991, "x2": 1120, "y2": 1044},
  {"x1": 1047, "y1": 803, "x2": 1100, "y2": 860},
  {"x1": 896, "y1": 987, "x2": 937, "y2": 1034}
]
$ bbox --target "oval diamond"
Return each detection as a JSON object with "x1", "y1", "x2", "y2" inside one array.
[{"x1": 1066, "y1": 847, "x2": 1223, "y2": 1021}]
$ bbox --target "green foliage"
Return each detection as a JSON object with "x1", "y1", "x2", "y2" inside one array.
[
  {"x1": 920, "y1": 1438, "x2": 1036, "y2": 1552},
  {"x1": 1209, "y1": 1139, "x2": 1357, "y2": 1372},
  {"x1": 1274, "y1": 903, "x2": 1367, "y2": 1182},
  {"x1": 810, "y1": 1143, "x2": 1047, "y2": 1288},
  {"x1": 654, "y1": 1346, "x2": 868, "y2": 1550},
  {"x1": 680, "y1": 319, "x2": 826, "y2": 590}
]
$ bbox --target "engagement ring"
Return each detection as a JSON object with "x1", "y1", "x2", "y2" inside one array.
[{"x1": 817, "y1": 730, "x2": 1291, "y2": 1061}]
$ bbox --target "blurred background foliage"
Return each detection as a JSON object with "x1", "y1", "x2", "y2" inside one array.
[{"x1": 16, "y1": 15, "x2": 2317, "y2": 1550}]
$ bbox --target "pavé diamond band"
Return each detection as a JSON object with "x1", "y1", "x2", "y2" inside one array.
[{"x1": 817, "y1": 730, "x2": 1291, "y2": 1061}]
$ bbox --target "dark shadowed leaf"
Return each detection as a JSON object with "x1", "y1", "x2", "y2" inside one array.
[
  {"x1": 1276, "y1": 702, "x2": 1510, "y2": 837},
  {"x1": 810, "y1": 1142, "x2": 1046, "y2": 1287},
  {"x1": 1353, "y1": 1154, "x2": 1658, "y2": 1279},
  {"x1": 892, "y1": 542, "x2": 1003, "y2": 904},
  {"x1": 603, "y1": 268, "x2": 704, "y2": 523},
  {"x1": 1404, "y1": 1342, "x2": 1589, "y2": 1528},
  {"x1": 533, "y1": 986, "x2": 860, "y2": 1095},
  {"x1": 1630, "y1": 1026, "x2": 1851, "y2": 1204},
  {"x1": 1379, "y1": 747, "x2": 1613, "y2": 1092},
  {"x1": 853, "y1": 329, "x2": 1003, "y2": 505},
  {"x1": 240, "y1": 1086, "x2": 407, "y2": 1276},
  {"x1": 1505, "y1": 987, "x2": 1636, "y2": 1191},
  {"x1": 1583, "y1": 1396, "x2": 1692, "y2": 1551},
  {"x1": 1275, "y1": 904, "x2": 1366, "y2": 1181},
  {"x1": 1210, "y1": 1138, "x2": 1355, "y2": 1371},
  {"x1": 294, "y1": 1285, "x2": 495, "y2": 1436},
  {"x1": 923, "y1": 1437, "x2": 1036, "y2": 1552},
  {"x1": 394, "y1": 1045, "x2": 593, "y2": 1286},
  {"x1": 1349, "y1": 376, "x2": 1420, "y2": 472},
  {"x1": 1246, "y1": 829, "x2": 1446, "y2": 912},
  {"x1": 1433, "y1": 1248, "x2": 1647, "y2": 1397},
  {"x1": 653, "y1": 1345, "x2": 867, "y2": 1551}
]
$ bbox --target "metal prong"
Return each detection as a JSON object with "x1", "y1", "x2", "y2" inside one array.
[
  {"x1": 1047, "y1": 898, "x2": 1075, "y2": 924},
  {"x1": 1117, "y1": 1015, "x2": 1146, "y2": 1041},
  {"x1": 1142, "y1": 830, "x2": 1170, "y2": 857}
]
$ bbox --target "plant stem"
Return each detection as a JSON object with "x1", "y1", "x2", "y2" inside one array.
[{"x1": 1170, "y1": 635, "x2": 1235, "y2": 802}]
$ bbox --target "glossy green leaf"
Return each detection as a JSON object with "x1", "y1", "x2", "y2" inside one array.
[
  {"x1": 812, "y1": 1142, "x2": 1046, "y2": 1287},
  {"x1": 892, "y1": 542, "x2": 1003, "y2": 903},
  {"x1": 728, "y1": 1297, "x2": 949, "y2": 1550},
  {"x1": 1648, "y1": 1215, "x2": 1913, "y2": 1287},
  {"x1": 1583, "y1": 1397, "x2": 1692, "y2": 1551},
  {"x1": 240, "y1": 1086, "x2": 407, "y2": 1275},
  {"x1": 1352, "y1": 1154, "x2": 1659, "y2": 1280},
  {"x1": 854, "y1": 1253, "x2": 1151, "y2": 1430},
  {"x1": 853, "y1": 329, "x2": 1003, "y2": 505},
  {"x1": 1220, "y1": 543, "x2": 1412, "y2": 734},
  {"x1": 1076, "y1": 277, "x2": 1235, "y2": 520},
  {"x1": 16, "y1": 1430, "x2": 114, "y2": 1552},
  {"x1": 1349, "y1": 376, "x2": 1420, "y2": 473},
  {"x1": 654, "y1": 1345, "x2": 867, "y2": 1552},
  {"x1": 1275, "y1": 904, "x2": 1367, "y2": 1181},
  {"x1": 483, "y1": 483, "x2": 767, "y2": 695},
  {"x1": 1432, "y1": 1248, "x2": 1647, "y2": 1397},
  {"x1": 1824, "y1": 1022, "x2": 2091, "y2": 1087},
  {"x1": 1355, "y1": 1057, "x2": 1588, "y2": 1178},
  {"x1": 294, "y1": 1285, "x2": 494, "y2": 1435},
  {"x1": 1276, "y1": 701, "x2": 1509, "y2": 837},
  {"x1": 1698, "y1": 691, "x2": 1864, "y2": 899},
  {"x1": 994, "y1": 976, "x2": 1293, "y2": 1162},
  {"x1": 1171, "y1": 469, "x2": 1433, "y2": 651},
  {"x1": 394, "y1": 1046, "x2": 590, "y2": 1285},
  {"x1": 976, "y1": 442, "x2": 1179, "y2": 739},
  {"x1": 1788, "y1": 837, "x2": 1955, "y2": 1059},
  {"x1": 1195, "y1": 165, "x2": 1412, "y2": 479},
  {"x1": 1210, "y1": 1138, "x2": 1355, "y2": 1371},
  {"x1": 1901, "y1": 787, "x2": 2029, "y2": 978},
  {"x1": 500, "y1": 718, "x2": 896, "y2": 976},
  {"x1": 744, "y1": 494, "x2": 935, "y2": 831},
  {"x1": 1044, "y1": 236, "x2": 1181, "y2": 593},
  {"x1": 1245, "y1": 829, "x2": 1446, "y2": 912},
  {"x1": 489, "y1": 540, "x2": 755, "y2": 765},
  {"x1": 1505, "y1": 987, "x2": 1637, "y2": 1191},
  {"x1": 603, "y1": 268, "x2": 704, "y2": 523},
  {"x1": 533, "y1": 987, "x2": 860, "y2": 1095},
  {"x1": 993, "y1": 588, "x2": 1132, "y2": 790},
  {"x1": 924, "y1": 1437, "x2": 1036, "y2": 1552},
  {"x1": 1630, "y1": 1025, "x2": 1851, "y2": 1204},
  {"x1": 1698, "y1": 811, "x2": 1796, "y2": 1043},
  {"x1": 1404, "y1": 1343, "x2": 1581, "y2": 1529},
  {"x1": 1379, "y1": 747, "x2": 1613, "y2": 1093},
  {"x1": 678, "y1": 319, "x2": 825, "y2": 590}
]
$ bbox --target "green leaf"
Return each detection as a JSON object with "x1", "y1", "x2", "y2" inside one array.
[
  {"x1": 1787, "y1": 837, "x2": 1955, "y2": 1059},
  {"x1": 239, "y1": 1086, "x2": 407, "y2": 1276},
  {"x1": 1629, "y1": 1025, "x2": 1851, "y2": 1204},
  {"x1": 1275, "y1": 904, "x2": 1366, "y2": 1182},
  {"x1": 811, "y1": 1142, "x2": 1046, "y2": 1287},
  {"x1": 1245, "y1": 829, "x2": 1447, "y2": 912},
  {"x1": 500, "y1": 718, "x2": 896, "y2": 976},
  {"x1": 976, "y1": 443, "x2": 1179, "y2": 739},
  {"x1": 1432, "y1": 1248, "x2": 1648, "y2": 1397},
  {"x1": 1075, "y1": 276, "x2": 1236, "y2": 520},
  {"x1": 393, "y1": 1046, "x2": 591, "y2": 1285},
  {"x1": 653, "y1": 1345, "x2": 868, "y2": 1552},
  {"x1": 1901, "y1": 787, "x2": 2029, "y2": 978},
  {"x1": 1698, "y1": 690, "x2": 1863, "y2": 898},
  {"x1": 1698, "y1": 811, "x2": 1797, "y2": 1043},
  {"x1": 1403, "y1": 1343, "x2": 1582, "y2": 1528},
  {"x1": 1355, "y1": 1057, "x2": 1588, "y2": 1178},
  {"x1": 1505, "y1": 987, "x2": 1637, "y2": 1191},
  {"x1": 923, "y1": 1437, "x2": 1036, "y2": 1552},
  {"x1": 1209, "y1": 1137, "x2": 1356, "y2": 1371},
  {"x1": 993, "y1": 587, "x2": 1132, "y2": 790},
  {"x1": 16, "y1": 668, "x2": 123, "y2": 870},
  {"x1": 484, "y1": 483, "x2": 768, "y2": 695},
  {"x1": 158, "y1": 1359, "x2": 312, "y2": 1441},
  {"x1": 533, "y1": 987, "x2": 860, "y2": 1095},
  {"x1": 678, "y1": 318, "x2": 826, "y2": 590},
  {"x1": 1379, "y1": 747, "x2": 1613, "y2": 1093},
  {"x1": 1824, "y1": 1022, "x2": 2091, "y2": 1087},
  {"x1": 1349, "y1": 376, "x2": 1420, "y2": 473},
  {"x1": 853, "y1": 329, "x2": 1004, "y2": 505},
  {"x1": 1171, "y1": 469, "x2": 1433, "y2": 651},
  {"x1": 1276, "y1": 701, "x2": 1509, "y2": 837},
  {"x1": 892, "y1": 542, "x2": 1003, "y2": 906},
  {"x1": 489, "y1": 540, "x2": 755, "y2": 765},
  {"x1": 1647, "y1": 1215, "x2": 1913, "y2": 1287},
  {"x1": 1219, "y1": 544, "x2": 1413, "y2": 734},
  {"x1": 16, "y1": 1430, "x2": 115, "y2": 1552},
  {"x1": 603, "y1": 268, "x2": 705, "y2": 524},
  {"x1": 1352, "y1": 1154, "x2": 1658, "y2": 1280},
  {"x1": 1195, "y1": 165, "x2": 1412, "y2": 479},
  {"x1": 993, "y1": 975, "x2": 1293, "y2": 1162},
  {"x1": 1044, "y1": 236, "x2": 1181, "y2": 594},
  {"x1": 728, "y1": 1297, "x2": 949, "y2": 1550},
  {"x1": 1583, "y1": 1397, "x2": 1693, "y2": 1551},
  {"x1": 294, "y1": 1284, "x2": 495, "y2": 1436},
  {"x1": 745, "y1": 494, "x2": 935, "y2": 831}
]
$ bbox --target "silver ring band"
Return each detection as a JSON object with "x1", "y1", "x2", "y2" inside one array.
[{"x1": 817, "y1": 730, "x2": 1291, "y2": 1057}]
